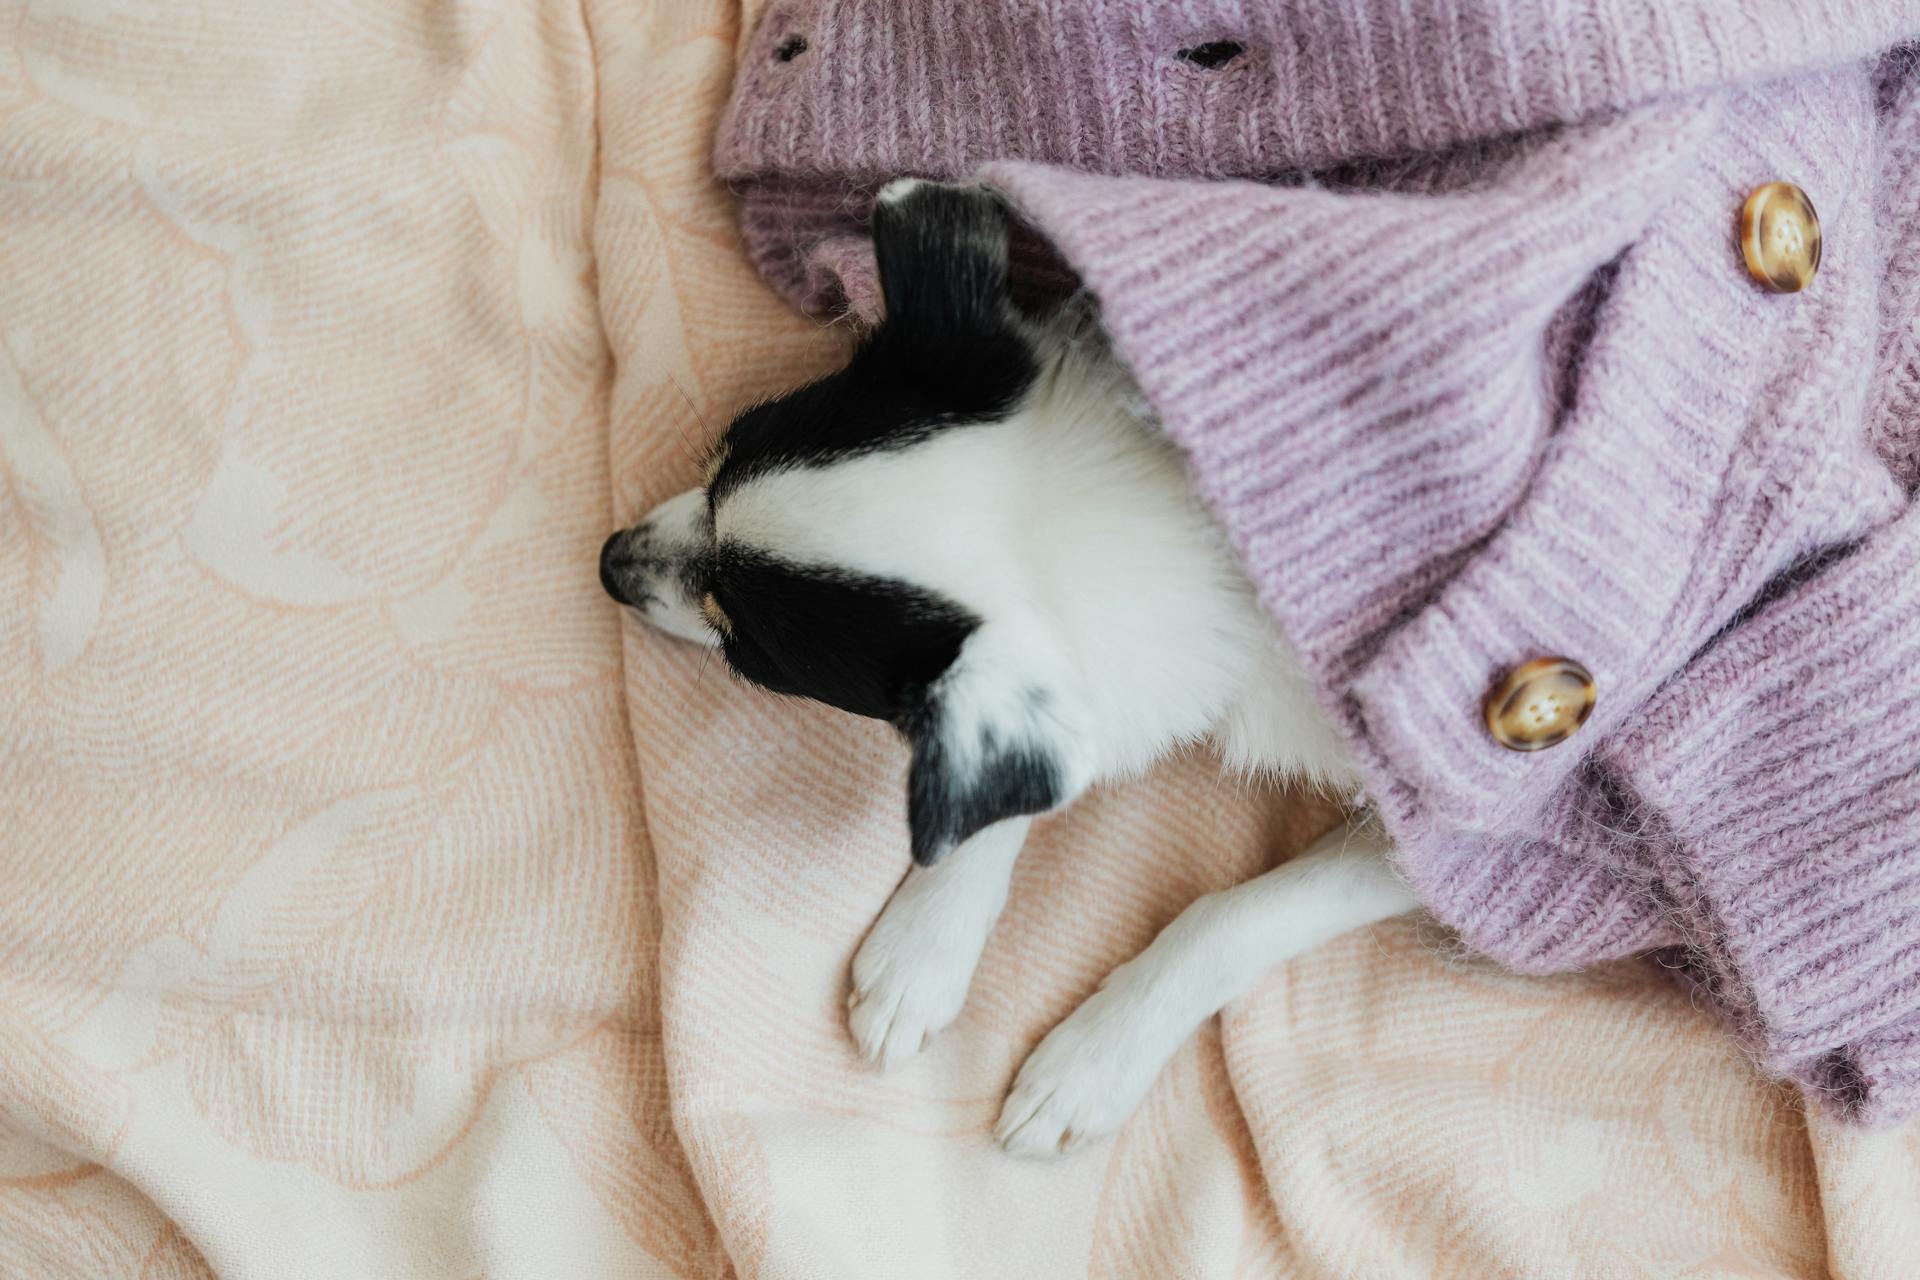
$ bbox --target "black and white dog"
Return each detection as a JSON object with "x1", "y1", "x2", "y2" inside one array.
[{"x1": 600, "y1": 181, "x2": 1417, "y2": 1156}]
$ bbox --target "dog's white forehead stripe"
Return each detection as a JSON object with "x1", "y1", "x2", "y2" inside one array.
[{"x1": 717, "y1": 421, "x2": 1029, "y2": 613}]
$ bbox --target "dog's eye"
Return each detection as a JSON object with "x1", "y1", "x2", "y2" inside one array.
[
  {"x1": 700, "y1": 591, "x2": 733, "y2": 637},
  {"x1": 774, "y1": 34, "x2": 807, "y2": 62}
]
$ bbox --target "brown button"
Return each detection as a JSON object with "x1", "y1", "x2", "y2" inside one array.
[
  {"x1": 1739, "y1": 182, "x2": 1821, "y2": 293},
  {"x1": 1485, "y1": 658, "x2": 1595, "y2": 752}
]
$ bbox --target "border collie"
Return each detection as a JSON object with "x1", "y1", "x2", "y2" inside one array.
[{"x1": 600, "y1": 180, "x2": 1418, "y2": 1156}]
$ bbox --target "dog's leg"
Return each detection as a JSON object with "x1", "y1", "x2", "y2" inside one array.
[
  {"x1": 995, "y1": 819, "x2": 1417, "y2": 1155},
  {"x1": 849, "y1": 816, "x2": 1030, "y2": 1069}
]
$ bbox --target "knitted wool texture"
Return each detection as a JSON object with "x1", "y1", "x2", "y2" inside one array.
[{"x1": 714, "y1": 1, "x2": 1920, "y2": 1124}]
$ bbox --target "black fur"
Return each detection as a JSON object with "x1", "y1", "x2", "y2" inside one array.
[
  {"x1": 901, "y1": 703, "x2": 1063, "y2": 867},
  {"x1": 709, "y1": 184, "x2": 1036, "y2": 506},
  {"x1": 709, "y1": 549, "x2": 978, "y2": 723},
  {"x1": 707, "y1": 550, "x2": 1068, "y2": 864}
]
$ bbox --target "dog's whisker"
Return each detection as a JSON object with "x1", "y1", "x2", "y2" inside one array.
[
  {"x1": 665, "y1": 371, "x2": 713, "y2": 430},
  {"x1": 665, "y1": 372, "x2": 713, "y2": 469}
]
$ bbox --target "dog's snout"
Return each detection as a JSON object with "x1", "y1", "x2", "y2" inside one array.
[
  {"x1": 597, "y1": 493, "x2": 721, "y2": 647},
  {"x1": 600, "y1": 530, "x2": 636, "y2": 606}
]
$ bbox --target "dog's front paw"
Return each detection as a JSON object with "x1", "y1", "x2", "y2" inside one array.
[
  {"x1": 847, "y1": 889, "x2": 990, "y2": 1070},
  {"x1": 994, "y1": 963, "x2": 1182, "y2": 1157}
]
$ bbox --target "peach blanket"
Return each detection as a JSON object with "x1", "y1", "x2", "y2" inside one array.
[{"x1": 2, "y1": 2, "x2": 1917, "y2": 1276}]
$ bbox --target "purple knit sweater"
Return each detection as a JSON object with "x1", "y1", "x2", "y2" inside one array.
[{"x1": 713, "y1": 2, "x2": 1920, "y2": 1124}]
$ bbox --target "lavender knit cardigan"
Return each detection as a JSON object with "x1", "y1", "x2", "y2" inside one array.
[{"x1": 713, "y1": 1, "x2": 1920, "y2": 1125}]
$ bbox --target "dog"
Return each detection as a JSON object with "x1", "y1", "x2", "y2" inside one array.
[{"x1": 600, "y1": 180, "x2": 1419, "y2": 1156}]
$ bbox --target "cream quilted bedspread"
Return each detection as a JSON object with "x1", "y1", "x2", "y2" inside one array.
[{"x1": 2, "y1": 2, "x2": 1917, "y2": 1276}]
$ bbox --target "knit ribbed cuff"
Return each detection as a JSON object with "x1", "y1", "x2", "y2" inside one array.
[
  {"x1": 717, "y1": 0, "x2": 1908, "y2": 187},
  {"x1": 1608, "y1": 512, "x2": 1920, "y2": 1126},
  {"x1": 1392, "y1": 780, "x2": 1684, "y2": 976}
]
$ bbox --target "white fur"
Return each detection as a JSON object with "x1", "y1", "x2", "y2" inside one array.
[
  {"x1": 628, "y1": 488, "x2": 723, "y2": 647},
  {"x1": 626, "y1": 291, "x2": 1417, "y2": 1156},
  {"x1": 848, "y1": 816, "x2": 1031, "y2": 1068},
  {"x1": 997, "y1": 821, "x2": 1410, "y2": 1155},
  {"x1": 873, "y1": 177, "x2": 927, "y2": 207}
]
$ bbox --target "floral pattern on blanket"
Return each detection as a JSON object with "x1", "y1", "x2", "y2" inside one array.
[{"x1": 0, "y1": 1, "x2": 1915, "y2": 1277}]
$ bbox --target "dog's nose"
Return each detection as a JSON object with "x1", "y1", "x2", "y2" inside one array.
[{"x1": 599, "y1": 531, "x2": 633, "y2": 606}]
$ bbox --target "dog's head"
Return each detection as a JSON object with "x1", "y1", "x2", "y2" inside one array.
[{"x1": 601, "y1": 182, "x2": 1102, "y2": 865}]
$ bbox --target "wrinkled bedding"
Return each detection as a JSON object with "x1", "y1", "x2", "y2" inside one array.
[{"x1": 1, "y1": 2, "x2": 1917, "y2": 1275}]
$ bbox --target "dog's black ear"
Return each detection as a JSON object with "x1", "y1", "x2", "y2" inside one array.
[
  {"x1": 902, "y1": 705, "x2": 1063, "y2": 866},
  {"x1": 897, "y1": 624, "x2": 1095, "y2": 866},
  {"x1": 871, "y1": 180, "x2": 1013, "y2": 343}
]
